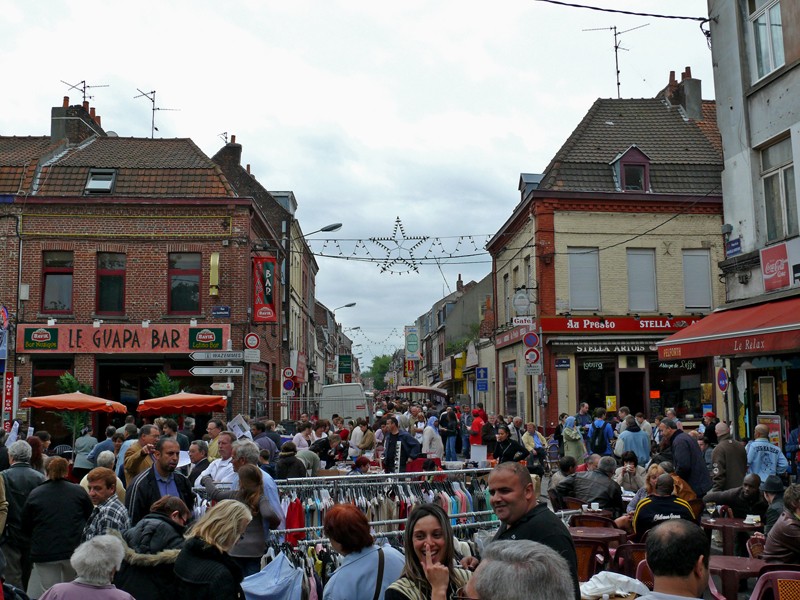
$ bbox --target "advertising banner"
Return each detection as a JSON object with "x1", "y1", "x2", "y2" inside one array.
[
  {"x1": 253, "y1": 257, "x2": 278, "y2": 323},
  {"x1": 761, "y1": 238, "x2": 800, "y2": 292},
  {"x1": 405, "y1": 325, "x2": 420, "y2": 361},
  {"x1": 3, "y1": 372, "x2": 13, "y2": 432}
]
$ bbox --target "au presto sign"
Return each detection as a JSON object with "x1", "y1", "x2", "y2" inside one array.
[
  {"x1": 540, "y1": 316, "x2": 701, "y2": 333},
  {"x1": 18, "y1": 324, "x2": 231, "y2": 353}
]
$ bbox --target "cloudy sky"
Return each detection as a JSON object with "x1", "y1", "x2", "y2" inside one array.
[{"x1": 1, "y1": 0, "x2": 715, "y2": 365}]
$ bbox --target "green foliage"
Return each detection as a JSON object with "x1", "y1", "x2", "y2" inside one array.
[
  {"x1": 56, "y1": 372, "x2": 92, "y2": 394},
  {"x1": 445, "y1": 322, "x2": 481, "y2": 356},
  {"x1": 147, "y1": 371, "x2": 181, "y2": 398},
  {"x1": 367, "y1": 355, "x2": 393, "y2": 392},
  {"x1": 55, "y1": 372, "x2": 93, "y2": 438}
]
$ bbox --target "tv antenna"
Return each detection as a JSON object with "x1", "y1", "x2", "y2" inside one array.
[
  {"x1": 134, "y1": 88, "x2": 180, "y2": 138},
  {"x1": 218, "y1": 132, "x2": 228, "y2": 144},
  {"x1": 584, "y1": 23, "x2": 649, "y2": 98},
  {"x1": 60, "y1": 79, "x2": 109, "y2": 103}
]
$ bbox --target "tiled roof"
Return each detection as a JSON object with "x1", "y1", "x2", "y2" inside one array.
[
  {"x1": 0, "y1": 136, "x2": 234, "y2": 197},
  {"x1": 538, "y1": 98, "x2": 722, "y2": 194}
]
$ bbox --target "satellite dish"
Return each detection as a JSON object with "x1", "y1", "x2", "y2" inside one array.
[{"x1": 106, "y1": 131, "x2": 119, "y2": 137}]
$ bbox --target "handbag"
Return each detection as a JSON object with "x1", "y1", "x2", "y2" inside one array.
[{"x1": 372, "y1": 548, "x2": 385, "y2": 600}]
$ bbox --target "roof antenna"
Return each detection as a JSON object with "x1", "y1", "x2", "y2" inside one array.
[
  {"x1": 60, "y1": 79, "x2": 109, "y2": 103},
  {"x1": 584, "y1": 23, "x2": 649, "y2": 98},
  {"x1": 218, "y1": 132, "x2": 228, "y2": 144},
  {"x1": 134, "y1": 88, "x2": 180, "y2": 138}
]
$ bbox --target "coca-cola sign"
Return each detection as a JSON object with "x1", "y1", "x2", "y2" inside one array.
[{"x1": 761, "y1": 243, "x2": 790, "y2": 291}]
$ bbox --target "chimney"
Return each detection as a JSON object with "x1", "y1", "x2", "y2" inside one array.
[
  {"x1": 659, "y1": 66, "x2": 702, "y2": 121},
  {"x1": 231, "y1": 134, "x2": 236, "y2": 144},
  {"x1": 246, "y1": 164, "x2": 250, "y2": 174},
  {"x1": 210, "y1": 134, "x2": 243, "y2": 172},
  {"x1": 456, "y1": 274, "x2": 464, "y2": 293},
  {"x1": 51, "y1": 97, "x2": 106, "y2": 143}
]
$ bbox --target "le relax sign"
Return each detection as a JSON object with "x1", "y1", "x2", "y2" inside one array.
[{"x1": 17, "y1": 323, "x2": 231, "y2": 354}]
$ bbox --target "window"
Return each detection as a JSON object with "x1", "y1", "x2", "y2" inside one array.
[
  {"x1": 627, "y1": 248, "x2": 657, "y2": 311},
  {"x1": 42, "y1": 251, "x2": 73, "y2": 313},
  {"x1": 84, "y1": 169, "x2": 116, "y2": 194},
  {"x1": 96, "y1": 253, "x2": 126, "y2": 315},
  {"x1": 682, "y1": 249, "x2": 712, "y2": 310},
  {"x1": 749, "y1": 0, "x2": 785, "y2": 80},
  {"x1": 761, "y1": 137, "x2": 797, "y2": 242},
  {"x1": 611, "y1": 146, "x2": 650, "y2": 192},
  {"x1": 168, "y1": 253, "x2": 201, "y2": 314},
  {"x1": 623, "y1": 165, "x2": 645, "y2": 191},
  {"x1": 568, "y1": 247, "x2": 600, "y2": 310}
]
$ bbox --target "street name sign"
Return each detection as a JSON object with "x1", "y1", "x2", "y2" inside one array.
[
  {"x1": 190, "y1": 351, "x2": 244, "y2": 361},
  {"x1": 189, "y1": 366, "x2": 244, "y2": 376}
]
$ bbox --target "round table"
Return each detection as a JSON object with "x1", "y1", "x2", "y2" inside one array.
[
  {"x1": 580, "y1": 508, "x2": 614, "y2": 519},
  {"x1": 701, "y1": 517, "x2": 763, "y2": 556},
  {"x1": 568, "y1": 526, "x2": 628, "y2": 545},
  {"x1": 709, "y1": 555, "x2": 765, "y2": 600}
]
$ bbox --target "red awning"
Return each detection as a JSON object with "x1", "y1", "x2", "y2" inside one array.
[{"x1": 657, "y1": 296, "x2": 800, "y2": 360}]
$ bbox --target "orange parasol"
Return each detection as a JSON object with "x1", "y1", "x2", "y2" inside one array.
[
  {"x1": 20, "y1": 391, "x2": 127, "y2": 413},
  {"x1": 137, "y1": 391, "x2": 227, "y2": 415}
]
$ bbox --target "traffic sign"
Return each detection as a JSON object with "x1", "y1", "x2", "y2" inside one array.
[
  {"x1": 717, "y1": 368, "x2": 729, "y2": 393},
  {"x1": 525, "y1": 364, "x2": 542, "y2": 376},
  {"x1": 476, "y1": 367, "x2": 488, "y2": 380},
  {"x1": 283, "y1": 378, "x2": 295, "y2": 391},
  {"x1": 523, "y1": 332, "x2": 540, "y2": 348},
  {"x1": 282, "y1": 367, "x2": 294, "y2": 379},
  {"x1": 244, "y1": 333, "x2": 260, "y2": 349},
  {"x1": 525, "y1": 348, "x2": 541, "y2": 364},
  {"x1": 244, "y1": 348, "x2": 260, "y2": 363},
  {"x1": 190, "y1": 351, "x2": 244, "y2": 361},
  {"x1": 210, "y1": 382, "x2": 235, "y2": 391},
  {"x1": 477, "y1": 379, "x2": 489, "y2": 392},
  {"x1": 189, "y1": 366, "x2": 244, "y2": 376}
]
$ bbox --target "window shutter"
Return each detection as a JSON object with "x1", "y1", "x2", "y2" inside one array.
[
  {"x1": 569, "y1": 248, "x2": 600, "y2": 310},
  {"x1": 627, "y1": 249, "x2": 657, "y2": 311},
  {"x1": 683, "y1": 249, "x2": 712, "y2": 309}
]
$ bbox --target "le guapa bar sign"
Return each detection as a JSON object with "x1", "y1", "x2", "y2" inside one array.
[{"x1": 17, "y1": 324, "x2": 231, "y2": 354}]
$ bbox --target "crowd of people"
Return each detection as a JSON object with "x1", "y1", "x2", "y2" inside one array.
[{"x1": 0, "y1": 398, "x2": 797, "y2": 600}]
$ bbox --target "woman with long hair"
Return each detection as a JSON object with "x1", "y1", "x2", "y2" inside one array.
[
  {"x1": 27, "y1": 435, "x2": 46, "y2": 474},
  {"x1": 174, "y1": 499, "x2": 252, "y2": 600},
  {"x1": 202, "y1": 464, "x2": 279, "y2": 576},
  {"x1": 385, "y1": 504, "x2": 471, "y2": 600}
]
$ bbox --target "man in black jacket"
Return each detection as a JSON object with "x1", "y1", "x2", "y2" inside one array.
[
  {"x1": 126, "y1": 438, "x2": 195, "y2": 526},
  {"x1": 383, "y1": 417, "x2": 421, "y2": 472},
  {"x1": 186, "y1": 440, "x2": 210, "y2": 487},
  {"x1": 556, "y1": 456, "x2": 624, "y2": 517},
  {"x1": 461, "y1": 461, "x2": 580, "y2": 600},
  {"x1": 659, "y1": 418, "x2": 712, "y2": 497}
]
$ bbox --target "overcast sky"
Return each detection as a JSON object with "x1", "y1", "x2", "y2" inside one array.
[{"x1": 0, "y1": 0, "x2": 715, "y2": 366}]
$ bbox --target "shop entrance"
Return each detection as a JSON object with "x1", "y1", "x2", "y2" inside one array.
[
  {"x1": 618, "y1": 371, "x2": 646, "y2": 416},
  {"x1": 97, "y1": 360, "x2": 164, "y2": 415}
]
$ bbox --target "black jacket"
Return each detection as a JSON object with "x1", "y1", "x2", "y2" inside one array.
[
  {"x1": 22, "y1": 479, "x2": 93, "y2": 562},
  {"x1": 276, "y1": 454, "x2": 307, "y2": 479},
  {"x1": 493, "y1": 439, "x2": 529, "y2": 463},
  {"x1": 174, "y1": 537, "x2": 244, "y2": 600},
  {"x1": 114, "y1": 514, "x2": 185, "y2": 600},
  {"x1": 669, "y1": 430, "x2": 712, "y2": 497},
  {"x1": 125, "y1": 466, "x2": 195, "y2": 526},
  {"x1": 383, "y1": 430, "x2": 421, "y2": 472},
  {"x1": 556, "y1": 470, "x2": 624, "y2": 517},
  {"x1": 187, "y1": 458, "x2": 210, "y2": 487},
  {"x1": 1, "y1": 462, "x2": 45, "y2": 546},
  {"x1": 494, "y1": 503, "x2": 580, "y2": 600}
]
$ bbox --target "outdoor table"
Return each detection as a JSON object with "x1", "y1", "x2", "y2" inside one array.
[
  {"x1": 568, "y1": 526, "x2": 628, "y2": 545},
  {"x1": 709, "y1": 555, "x2": 764, "y2": 600},
  {"x1": 700, "y1": 517, "x2": 763, "y2": 556},
  {"x1": 581, "y1": 508, "x2": 614, "y2": 519}
]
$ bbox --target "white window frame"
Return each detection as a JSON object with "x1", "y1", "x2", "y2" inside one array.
[
  {"x1": 627, "y1": 248, "x2": 657, "y2": 312},
  {"x1": 761, "y1": 136, "x2": 797, "y2": 243},
  {"x1": 749, "y1": 0, "x2": 785, "y2": 81},
  {"x1": 84, "y1": 169, "x2": 116, "y2": 194},
  {"x1": 568, "y1": 247, "x2": 600, "y2": 310},
  {"x1": 682, "y1": 249, "x2": 713, "y2": 311}
]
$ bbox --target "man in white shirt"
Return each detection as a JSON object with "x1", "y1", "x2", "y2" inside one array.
[{"x1": 197, "y1": 431, "x2": 235, "y2": 483}]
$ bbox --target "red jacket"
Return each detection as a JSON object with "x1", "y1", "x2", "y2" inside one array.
[{"x1": 469, "y1": 417, "x2": 485, "y2": 445}]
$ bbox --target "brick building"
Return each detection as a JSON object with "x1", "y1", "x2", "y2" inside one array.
[
  {"x1": 487, "y1": 70, "x2": 727, "y2": 430},
  {"x1": 0, "y1": 98, "x2": 282, "y2": 439}
]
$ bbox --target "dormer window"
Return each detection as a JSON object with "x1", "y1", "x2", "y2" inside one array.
[
  {"x1": 610, "y1": 146, "x2": 651, "y2": 192},
  {"x1": 85, "y1": 169, "x2": 116, "y2": 194}
]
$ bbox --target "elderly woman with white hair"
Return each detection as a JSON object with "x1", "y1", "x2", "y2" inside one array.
[{"x1": 38, "y1": 535, "x2": 134, "y2": 599}]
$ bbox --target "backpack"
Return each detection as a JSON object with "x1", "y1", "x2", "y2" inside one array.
[{"x1": 589, "y1": 422, "x2": 607, "y2": 454}]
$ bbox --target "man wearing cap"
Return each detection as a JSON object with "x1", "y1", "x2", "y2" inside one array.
[
  {"x1": 710, "y1": 422, "x2": 747, "y2": 491},
  {"x1": 761, "y1": 474, "x2": 785, "y2": 535}
]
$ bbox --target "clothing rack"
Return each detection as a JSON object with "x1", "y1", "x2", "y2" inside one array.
[
  {"x1": 273, "y1": 510, "x2": 496, "y2": 536},
  {"x1": 276, "y1": 466, "x2": 492, "y2": 486}
]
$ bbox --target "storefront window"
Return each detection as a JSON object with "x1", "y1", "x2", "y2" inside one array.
[
  {"x1": 577, "y1": 356, "x2": 616, "y2": 411},
  {"x1": 648, "y1": 357, "x2": 712, "y2": 420},
  {"x1": 503, "y1": 361, "x2": 517, "y2": 417}
]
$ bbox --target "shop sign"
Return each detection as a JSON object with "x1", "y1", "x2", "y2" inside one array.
[
  {"x1": 3, "y1": 372, "x2": 13, "y2": 432},
  {"x1": 658, "y1": 360, "x2": 697, "y2": 370},
  {"x1": 583, "y1": 361, "x2": 605, "y2": 370},
  {"x1": 405, "y1": 325, "x2": 420, "y2": 361},
  {"x1": 495, "y1": 325, "x2": 528, "y2": 349},
  {"x1": 17, "y1": 323, "x2": 230, "y2": 354},
  {"x1": 338, "y1": 354, "x2": 352, "y2": 374},
  {"x1": 541, "y1": 316, "x2": 701, "y2": 333},
  {"x1": 253, "y1": 257, "x2": 278, "y2": 322},
  {"x1": 760, "y1": 237, "x2": 800, "y2": 292},
  {"x1": 576, "y1": 343, "x2": 649, "y2": 353}
]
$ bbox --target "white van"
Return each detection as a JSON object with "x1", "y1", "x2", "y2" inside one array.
[{"x1": 318, "y1": 383, "x2": 370, "y2": 422}]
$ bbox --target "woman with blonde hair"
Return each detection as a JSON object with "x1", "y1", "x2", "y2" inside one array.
[
  {"x1": 174, "y1": 500, "x2": 252, "y2": 600},
  {"x1": 202, "y1": 464, "x2": 280, "y2": 576},
  {"x1": 614, "y1": 463, "x2": 665, "y2": 531}
]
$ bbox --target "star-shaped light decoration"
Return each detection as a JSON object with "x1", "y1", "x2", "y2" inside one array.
[{"x1": 370, "y1": 216, "x2": 429, "y2": 274}]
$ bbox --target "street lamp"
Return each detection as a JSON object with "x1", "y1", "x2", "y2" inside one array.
[
  {"x1": 303, "y1": 222, "x2": 342, "y2": 237},
  {"x1": 333, "y1": 302, "x2": 356, "y2": 312}
]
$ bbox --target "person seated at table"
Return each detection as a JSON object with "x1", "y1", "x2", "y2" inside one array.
[
  {"x1": 550, "y1": 456, "x2": 577, "y2": 489},
  {"x1": 556, "y1": 456, "x2": 624, "y2": 517},
  {"x1": 636, "y1": 520, "x2": 711, "y2": 600},
  {"x1": 574, "y1": 453, "x2": 600, "y2": 473},
  {"x1": 615, "y1": 463, "x2": 666, "y2": 532},
  {"x1": 762, "y1": 483, "x2": 800, "y2": 564},
  {"x1": 613, "y1": 451, "x2": 647, "y2": 493},
  {"x1": 760, "y1": 474, "x2": 785, "y2": 535},
  {"x1": 702, "y1": 473, "x2": 767, "y2": 519},
  {"x1": 631, "y1": 474, "x2": 695, "y2": 542}
]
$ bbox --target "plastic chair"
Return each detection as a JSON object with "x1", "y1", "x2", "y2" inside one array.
[
  {"x1": 569, "y1": 514, "x2": 617, "y2": 528},
  {"x1": 747, "y1": 534, "x2": 765, "y2": 559},
  {"x1": 562, "y1": 496, "x2": 585, "y2": 511},
  {"x1": 749, "y1": 570, "x2": 800, "y2": 600},
  {"x1": 546, "y1": 440, "x2": 560, "y2": 473},
  {"x1": 574, "y1": 540, "x2": 608, "y2": 582},
  {"x1": 759, "y1": 564, "x2": 800, "y2": 576},
  {"x1": 635, "y1": 559, "x2": 654, "y2": 590},
  {"x1": 548, "y1": 488, "x2": 564, "y2": 511},
  {"x1": 687, "y1": 498, "x2": 704, "y2": 522},
  {"x1": 610, "y1": 543, "x2": 646, "y2": 578}
]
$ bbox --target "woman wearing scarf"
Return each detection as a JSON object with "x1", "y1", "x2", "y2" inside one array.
[
  {"x1": 422, "y1": 416, "x2": 445, "y2": 460},
  {"x1": 562, "y1": 416, "x2": 586, "y2": 462}
]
